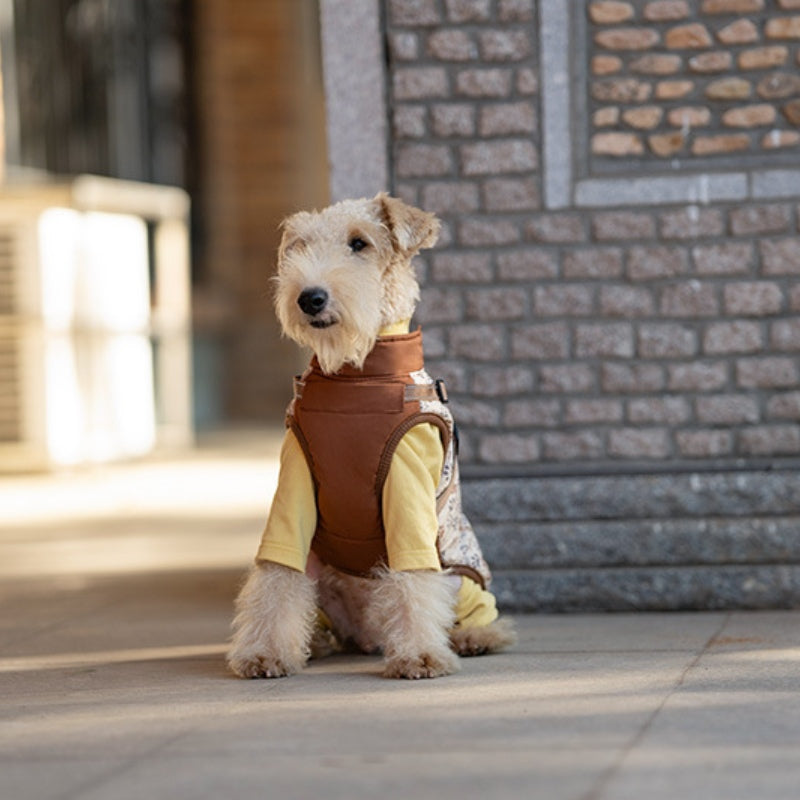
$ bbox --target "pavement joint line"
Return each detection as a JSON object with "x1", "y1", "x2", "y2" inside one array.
[{"x1": 578, "y1": 611, "x2": 733, "y2": 800}]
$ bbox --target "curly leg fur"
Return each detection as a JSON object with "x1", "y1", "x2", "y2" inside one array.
[
  {"x1": 370, "y1": 569, "x2": 460, "y2": 679},
  {"x1": 450, "y1": 616, "x2": 517, "y2": 657},
  {"x1": 227, "y1": 562, "x2": 317, "y2": 678}
]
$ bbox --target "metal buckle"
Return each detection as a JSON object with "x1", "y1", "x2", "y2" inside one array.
[{"x1": 435, "y1": 378, "x2": 449, "y2": 404}]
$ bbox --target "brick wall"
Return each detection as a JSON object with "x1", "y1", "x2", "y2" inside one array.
[
  {"x1": 588, "y1": 0, "x2": 800, "y2": 162},
  {"x1": 385, "y1": 0, "x2": 800, "y2": 472}
]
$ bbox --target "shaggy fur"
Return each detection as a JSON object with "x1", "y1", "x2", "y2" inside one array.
[{"x1": 227, "y1": 192, "x2": 514, "y2": 680}]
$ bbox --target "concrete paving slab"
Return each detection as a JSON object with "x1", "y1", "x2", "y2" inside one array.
[{"x1": 1, "y1": 432, "x2": 800, "y2": 800}]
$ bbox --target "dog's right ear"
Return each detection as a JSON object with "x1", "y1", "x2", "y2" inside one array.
[
  {"x1": 277, "y1": 212, "x2": 310, "y2": 266},
  {"x1": 375, "y1": 192, "x2": 440, "y2": 256}
]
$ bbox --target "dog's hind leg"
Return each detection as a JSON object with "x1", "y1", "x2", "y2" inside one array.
[
  {"x1": 227, "y1": 562, "x2": 317, "y2": 678},
  {"x1": 370, "y1": 568, "x2": 460, "y2": 679}
]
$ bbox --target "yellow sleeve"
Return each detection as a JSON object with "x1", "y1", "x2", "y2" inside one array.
[
  {"x1": 255, "y1": 429, "x2": 317, "y2": 572},
  {"x1": 382, "y1": 422, "x2": 444, "y2": 572},
  {"x1": 454, "y1": 576, "x2": 499, "y2": 629}
]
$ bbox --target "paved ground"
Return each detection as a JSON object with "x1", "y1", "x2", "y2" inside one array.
[{"x1": 1, "y1": 430, "x2": 799, "y2": 800}]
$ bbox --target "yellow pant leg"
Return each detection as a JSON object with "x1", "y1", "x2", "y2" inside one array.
[{"x1": 454, "y1": 575, "x2": 499, "y2": 629}]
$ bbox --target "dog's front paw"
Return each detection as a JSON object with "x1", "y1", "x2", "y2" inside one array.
[
  {"x1": 383, "y1": 650, "x2": 460, "y2": 680},
  {"x1": 450, "y1": 617, "x2": 517, "y2": 657},
  {"x1": 227, "y1": 649, "x2": 301, "y2": 679}
]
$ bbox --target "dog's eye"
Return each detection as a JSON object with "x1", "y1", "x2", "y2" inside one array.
[{"x1": 349, "y1": 237, "x2": 368, "y2": 253}]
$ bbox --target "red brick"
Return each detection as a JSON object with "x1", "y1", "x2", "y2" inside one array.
[
  {"x1": 724, "y1": 282, "x2": 784, "y2": 316},
  {"x1": 666, "y1": 23, "x2": 712, "y2": 49},
  {"x1": 575, "y1": 323, "x2": 634, "y2": 357},
  {"x1": 389, "y1": 0, "x2": 442, "y2": 25},
  {"x1": 692, "y1": 134, "x2": 751, "y2": 155},
  {"x1": 479, "y1": 30, "x2": 532, "y2": 61},
  {"x1": 479, "y1": 434, "x2": 540, "y2": 463},
  {"x1": 629, "y1": 397, "x2": 690, "y2": 424},
  {"x1": 737, "y1": 357, "x2": 799, "y2": 388},
  {"x1": 393, "y1": 67, "x2": 449, "y2": 100},
  {"x1": 697, "y1": 394, "x2": 760, "y2": 424},
  {"x1": 740, "y1": 47, "x2": 789, "y2": 70},
  {"x1": 432, "y1": 252, "x2": 492, "y2": 282},
  {"x1": 701, "y1": 0, "x2": 764, "y2": 11},
  {"x1": 497, "y1": 250, "x2": 558, "y2": 281},
  {"x1": 422, "y1": 181, "x2": 480, "y2": 214},
  {"x1": 688, "y1": 52, "x2": 732, "y2": 73},
  {"x1": 526, "y1": 214, "x2": 587, "y2": 243},
  {"x1": 730, "y1": 205, "x2": 792, "y2": 236},
  {"x1": 593, "y1": 212, "x2": 656, "y2": 241},
  {"x1": 449, "y1": 324, "x2": 506, "y2": 360},
  {"x1": 676, "y1": 430, "x2": 733, "y2": 457},
  {"x1": 565, "y1": 399, "x2": 624, "y2": 424},
  {"x1": 589, "y1": 1, "x2": 635, "y2": 24},
  {"x1": 543, "y1": 432, "x2": 605, "y2": 461},
  {"x1": 466, "y1": 287, "x2": 527, "y2": 321},
  {"x1": 609, "y1": 428, "x2": 670, "y2": 458},
  {"x1": 638, "y1": 323, "x2": 698, "y2": 357},
  {"x1": 661, "y1": 282, "x2": 719, "y2": 317},
  {"x1": 771, "y1": 318, "x2": 800, "y2": 350},
  {"x1": 563, "y1": 248, "x2": 624, "y2": 279},
  {"x1": 599, "y1": 285, "x2": 655, "y2": 316},
  {"x1": 455, "y1": 69, "x2": 512, "y2": 98},
  {"x1": 704, "y1": 321, "x2": 764, "y2": 354},
  {"x1": 483, "y1": 178, "x2": 540, "y2": 212},
  {"x1": 661, "y1": 207, "x2": 725, "y2": 240},
  {"x1": 766, "y1": 16, "x2": 800, "y2": 39},
  {"x1": 739, "y1": 425, "x2": 800, "y2": 455},
  {"x1": 417, "y1": 288, "x2": 462, "y2": 325},
  {"x1": 592, "y1": 132, "x2": 645, "y2": 156},
  {"x1": 692, "y1": 242, "x2": 754, "y2": 275},
  {"x1": 479, "y1": 102, "x2": 536, "y2": 136},
  {"x1": 758, "y1": 72, "x2": 800, "y2": 99},
  {"x1": 535, "y1": 285, "x2": 595, "y2": 316},
  {"x1": 628, "y1": 246, "x2": 689, "y2": 280},
  {"x1": 472, "y1": 366, "x2": 534, "y2": 397},
  {"x1": 722, "y1": 104, "x2": 776, "y2": 128},
  {"x1": 668, "y1": 362, "x2": 728, "y2": 391},
  {"x1": 504, "y1": 399, "x2": 561, "y2": 427},
  {"x1": 460, "y1": 140, "x2": 537, "y2": 175},
  {"x1": 540, "y1": 364, "x2": 596, "y2": 393},
  {"x1": 767, "y1": 391, "x2": 800, "y2": 419},
  {"x1": 595, "y1": 27, "x2": 661, "y2": 50},
  {"x1": 454, "y1": 399, "x2": 501, "y2": 427},
  {"x1": 459, "y1": 218, "x2": 521, "y2": 246},
  {"x1": 511, "y1": 323, "x2": 570, "y2": 360},
  {"x1": 427, "y1": 29, "x2": 477, "y2": 61},
  {"x1": 603, "y1": 363, "x2": 666, "y2": 393},
  {"x1": 444, "y1": 0, "x2": 491, "y2": 22},
  {"x1": 498, "y1": 0, "x2": 535, "y2": 22},
  {"x1": 592, "y1": 78, "x2": 653, "y2": 102},
  {"x1": 644, "y1": 1, "x2": 690, "y2": 21},
  {"x1": 630, "y1": 54, "x2": 683, "y2": 75},
  {"x1": 396, "y1": 143, "x2": 453, "y2": 177},
  {"x1": 717, "y1": 19, "x2": 759, "y2": 44}
]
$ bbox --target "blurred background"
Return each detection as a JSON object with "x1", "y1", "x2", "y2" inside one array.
[{"x1": 0, "y1": 0, "x2": 327, "y2": 471}]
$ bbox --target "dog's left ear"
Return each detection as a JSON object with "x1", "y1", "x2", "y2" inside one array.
[{"x1": 375, "y1": 192, "x2": 440, "y2": 256}]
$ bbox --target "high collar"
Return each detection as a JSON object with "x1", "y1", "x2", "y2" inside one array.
[{"x1": 310, "y1": 327, "x2": 425, "y2": 378}]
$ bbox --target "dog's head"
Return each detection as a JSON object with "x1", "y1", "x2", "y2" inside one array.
[{"x1": 273, "y1": 192, "x2": 440, "y2": 374}]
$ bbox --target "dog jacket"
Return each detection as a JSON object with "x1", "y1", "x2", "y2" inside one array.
[{"x1": 287, "y1": 328, "x2": 492, "y2": 588}]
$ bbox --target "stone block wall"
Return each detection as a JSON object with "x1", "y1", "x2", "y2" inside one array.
[
  {"x1": 320, "y1": 0, "x2": 800, "y2": 609},
  {"x1": 385, "y1": 0, "x2": 800, "y2": 473},
  {"x1": 588, "y1": 0, "x2": 800, "y2": 162}
]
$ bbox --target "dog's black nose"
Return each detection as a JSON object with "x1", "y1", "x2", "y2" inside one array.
[{"x1": 297, "y1": 287, "x2": 329, "y2": 316}]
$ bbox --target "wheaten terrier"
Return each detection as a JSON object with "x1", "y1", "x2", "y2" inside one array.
[{"x1": 227, "y1": 192, "x2": 515, "y2": 680}]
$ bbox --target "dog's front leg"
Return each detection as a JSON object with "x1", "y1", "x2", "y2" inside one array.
[
  {"x1": 227, "y1": 562, "x2": 317, "y2": 678},
  {"x1": 370, "y1": 568, "x2": 460, "y2": 679}
]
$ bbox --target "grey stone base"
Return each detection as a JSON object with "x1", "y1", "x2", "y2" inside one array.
[{"x1": 463, "y1": 469, "x2": 800, "y2": 612}]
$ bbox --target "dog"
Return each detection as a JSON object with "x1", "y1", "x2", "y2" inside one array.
[{"x1": 227, "y1": 192, "x2": 515, "y2": 680}]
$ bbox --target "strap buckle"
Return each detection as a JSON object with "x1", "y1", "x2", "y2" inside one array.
[{"x1": 435, "y1": 378, "x2": 449, "y2": 404}]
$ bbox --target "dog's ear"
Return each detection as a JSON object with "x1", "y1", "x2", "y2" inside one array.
[
  {"x1": 375, "y1": 192, "x2": 440, "y2": 256},
  {"x1": 276, "y1": 211, "x2": 310, "y2": 266}
]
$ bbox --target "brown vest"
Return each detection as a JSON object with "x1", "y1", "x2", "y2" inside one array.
[{"x1": 287, "y1": 329, "x2": 451, "y2": 577}]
